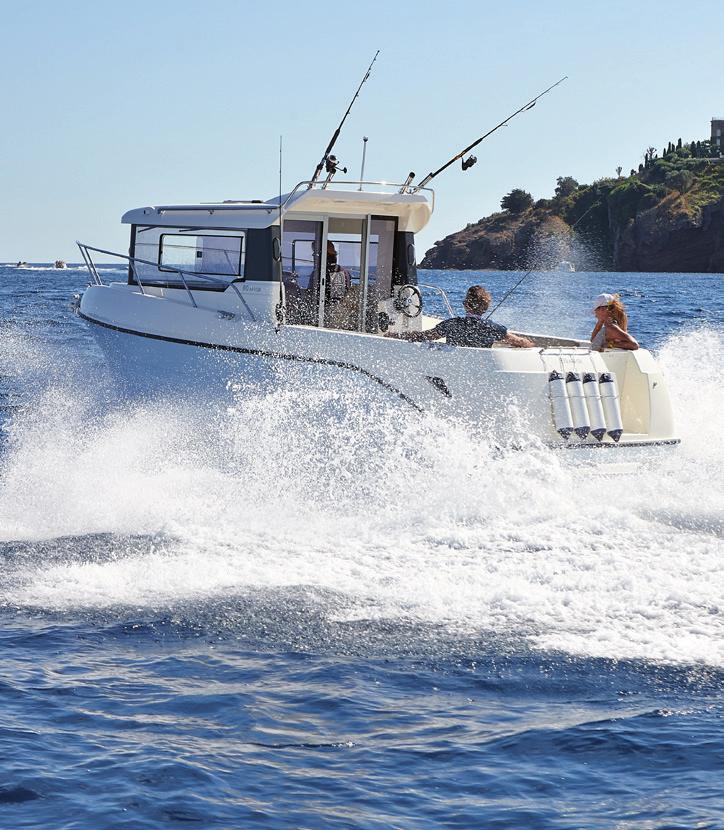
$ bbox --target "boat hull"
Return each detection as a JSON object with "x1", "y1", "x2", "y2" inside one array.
[{"x1": 78, "y1": 284, "x2": 679, "y2": 448}]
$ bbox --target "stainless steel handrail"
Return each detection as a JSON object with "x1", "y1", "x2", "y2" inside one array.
[
  {"x1": 280, "y1": 180, "x2": 436, "y2": 213},
  {"x1": 418, "y1": 283, "x2": 455, "y2": 317},
  {"x1": 155, "y1": 204, "x2": 278, "y2": 214},
  {"x1": 76, "y1": 241, "x2": 233, "y2": 309},
  {"x1": 139, "y1": 181, "x2": 434, "y2": 218}
]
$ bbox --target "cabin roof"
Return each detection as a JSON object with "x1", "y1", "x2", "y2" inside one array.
[{"x1": 121, "y1": 181, "x2": 433, "y2": 233}]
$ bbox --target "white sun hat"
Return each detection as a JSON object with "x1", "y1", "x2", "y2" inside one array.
[{"x1": 592, "y1": 293, "x2": 616, "y2": 311}]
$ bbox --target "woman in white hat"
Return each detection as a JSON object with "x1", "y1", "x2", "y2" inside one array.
[{"x1": 590, "y1": 293, "x2": 639, "y2": 351}]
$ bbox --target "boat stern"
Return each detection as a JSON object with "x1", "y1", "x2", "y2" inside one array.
[{"x1": 536, "y1": 346, "x2": 678, "y2": 448}]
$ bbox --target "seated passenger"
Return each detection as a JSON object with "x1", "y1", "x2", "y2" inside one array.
[
  {"x1": 326, "y1": 241, "x2": 351, "y2": 304},
  {"x1": 392, "y1": 285, "x2": 534, "y2": 348},
  {"x1": 324, "y1": 241, "x2": 354, "y2": 329},
  {"x1": 591, "y1": 293, "x2": 639, "y2": 351}
]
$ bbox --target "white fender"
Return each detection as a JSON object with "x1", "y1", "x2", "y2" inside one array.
[
  {"x1": 582, "y1": 372, "x2": 607, "y2": 442},
  {"x1": 599, "y1": 372, "x2": 624, "y2": 442},
  {"x1": 548, "y1": 370, "x2": 574, "y2": 440},
  {"x1": 565, "y1": 371, "x2": 590, "y2": 440}
]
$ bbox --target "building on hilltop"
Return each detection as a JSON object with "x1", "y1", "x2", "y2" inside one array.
[{"x1": 712, "y1": 118, "x2": 724, "y2": 147}]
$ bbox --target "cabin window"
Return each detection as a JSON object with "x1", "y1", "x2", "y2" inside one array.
[
  {"x1": 320, "y1": 216, "x2": 397, "y2": 333},
  {"x1": 281, "y1": 220, "x2": 323, "y2": 325},
  {"x1": 393, "y1": 231, "x2": 418, "y2": 286},
  {"x1": 159, "y1": 233, "x2": 244, "y2": 277},
  {"x1": 130, "y1": 225, "x2": 248, "y2": 289},
  {"x1": 369, "y1": 218, "x2": 396, "y2": 300}
]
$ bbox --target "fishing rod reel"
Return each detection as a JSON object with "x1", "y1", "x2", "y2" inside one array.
[
  {"x1": 461, "y1": 155, "x2": 477, "y2": 171},
  {"x1": 325, "y1": 154, "x2": 347, "y2": 175},
  {"x1": 321, "y1": 154, "x2": 348, "y2": 188}
]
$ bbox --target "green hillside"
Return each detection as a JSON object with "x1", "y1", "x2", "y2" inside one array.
[{"x1": 421, "y1": 139, "x2": 724, "y2": 272}]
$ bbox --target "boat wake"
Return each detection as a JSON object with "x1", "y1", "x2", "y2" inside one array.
[{"x1": 0, "y1": 326, "x2": 721, "y2": 666}]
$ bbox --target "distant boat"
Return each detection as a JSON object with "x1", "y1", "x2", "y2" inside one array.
[
  {"x1": 555, "y1": 260, "x2": 575, "y2": 271},
  {"x1": 54, "y1": 260, "x2": 68, "y2": 269},
  {"x1": 15, "y1": 261, "x2": 29, "y2": 268}
]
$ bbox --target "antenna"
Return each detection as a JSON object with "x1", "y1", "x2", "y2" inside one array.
[
  {"x1": 278, "y1": 135, "x2": 283, "y2": 220},
  {"x1": 309, "y1": 51, "x2": 380, "y2": 188},
  {"x1": 358, "y1": 136, "x2": 369, "y2": 190}
]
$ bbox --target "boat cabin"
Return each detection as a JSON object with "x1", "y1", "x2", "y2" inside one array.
[{"x1": 120, "y1": 182, "x2": 433, "y2": 334}]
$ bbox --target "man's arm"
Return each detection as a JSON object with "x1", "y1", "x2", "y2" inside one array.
[
  {"x1": 388, "y1": 323, "x2": 445, "y2": 342},
  {"x1": 502, "y1": 331, "x2": 535, "y2": 348}
]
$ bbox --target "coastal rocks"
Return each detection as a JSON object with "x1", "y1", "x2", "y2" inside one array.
[
  {"x1": 421, "y1": 212, "x2": 573, "y2": 270},
  {"x1": 614, "y1": 194, "x2": 724, "y2": 272},
  {"x1": 422, "y1": 194, "x2": 724, "y2": 273},
  {"x1": 421, "y1": 157, "x2": 724, "y2": 272}
]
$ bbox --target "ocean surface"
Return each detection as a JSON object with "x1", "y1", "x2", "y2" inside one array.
[{"x1": 0, "y1": 262, "x2": 722, "y2": 829}]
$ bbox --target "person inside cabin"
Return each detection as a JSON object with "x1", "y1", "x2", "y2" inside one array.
[
  {"x1": 390, "y1": 285, "x2": 534, "y2": 348},
  {"x1": 325, "y1": 241, "x2": 351, "y2": 304},
  {"x1": 323, "y1": 240, "x2": 355, "y2": 328},
  {"x1": 590, "y1": 293, "x2": 639, "y2": 351}
]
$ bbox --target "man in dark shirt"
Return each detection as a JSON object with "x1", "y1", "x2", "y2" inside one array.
[{"x1": 394, "y1": 285, "x2": 534, "y2": 348}]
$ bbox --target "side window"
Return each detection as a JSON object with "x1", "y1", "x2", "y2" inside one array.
[
  {"x1": 159, "y1": 234, "x2": 244, "y2": 277},
  {"x1": 281, "y1": 220, "x2": 322, "y2": 326},
  {"x1": 369, "y1": 218, "x2": 396, "y2": 298}
]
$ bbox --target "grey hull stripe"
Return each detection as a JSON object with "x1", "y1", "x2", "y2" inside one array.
[{"x1": 79, "y1": 312, "x2": 423, "y2": 411}]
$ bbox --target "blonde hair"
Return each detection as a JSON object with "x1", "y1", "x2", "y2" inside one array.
[{"x1": 606, "y1": 294, "x2": 628, "y2": 330}]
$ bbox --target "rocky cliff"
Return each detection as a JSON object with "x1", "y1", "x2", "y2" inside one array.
[{"x1": 421, "y1": 155, "x2": 724, "y2": 272}]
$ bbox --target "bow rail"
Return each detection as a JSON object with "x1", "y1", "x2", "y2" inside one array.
[{"x1": 76, "y1": 241, "x2": 232, "y2": 309}]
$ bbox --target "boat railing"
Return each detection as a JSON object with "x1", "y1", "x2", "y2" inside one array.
[
  {"x1": 76, "y1": 242, "x2": 230, "y2": 309},
  {"x1": 280, "y1": 180, "x2": 435, "y2": 212},
  {"x1": 418, "y1": 283, "x2": 455, "y2": 318}
]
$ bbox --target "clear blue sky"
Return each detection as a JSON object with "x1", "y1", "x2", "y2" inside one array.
[{"x1": 1, "y1": 0, "x2": 722, "y2": 261}]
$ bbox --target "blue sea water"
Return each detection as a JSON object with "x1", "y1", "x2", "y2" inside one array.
[{"x1": 0, "y1": 262, "x2": 722, "y2": 829}]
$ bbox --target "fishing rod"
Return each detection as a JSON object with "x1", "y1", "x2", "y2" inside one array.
[
  {"x1": 485, "y1": 200, "x2": 599, "y2": 320},
  {"x1": 415, "y1": 76, "x2": 567, "y2": 191},
  {"x1": 308, "y1": 50, "x2": 380, "y2": 188}
]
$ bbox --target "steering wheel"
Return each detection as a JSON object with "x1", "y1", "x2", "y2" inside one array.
[{"x1": 394, "y1": 284, "x2": 423, "y2": 318}]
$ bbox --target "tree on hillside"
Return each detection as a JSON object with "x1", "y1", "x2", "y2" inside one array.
[
  {"x1": 555, "y1": 176, "x2": 579, "y2": 198},
  {"x1": 500, "y1": 189, "x2": 534, "y2": 214},
  {"x1": 616, "y1": 166, "x2": 623, "y2": 178}
]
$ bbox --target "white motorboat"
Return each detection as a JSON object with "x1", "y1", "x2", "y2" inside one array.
[{"x1": 74, "y1": 178, "x2": 678, "y2": 449}]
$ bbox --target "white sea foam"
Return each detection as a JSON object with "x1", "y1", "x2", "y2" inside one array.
[{"x1": 0, "y1": 327, "x2": 722, "y2": 666}]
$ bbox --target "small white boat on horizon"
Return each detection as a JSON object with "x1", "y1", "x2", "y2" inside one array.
[{"x1": 74, "y1": 178, "x2": 678, "y2": 450}]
